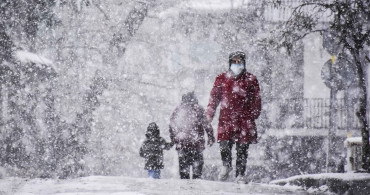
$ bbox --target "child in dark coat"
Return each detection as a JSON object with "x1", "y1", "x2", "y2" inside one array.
[{"x1": 140, "y1": 122, "x2": 173, "y2": 179}]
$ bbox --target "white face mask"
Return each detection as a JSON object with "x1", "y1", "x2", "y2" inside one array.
[{"x1": 230, "y1": 63, "x2": 244, "y2": 75}]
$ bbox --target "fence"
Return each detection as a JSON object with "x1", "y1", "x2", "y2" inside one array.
[
  {"x1": 265, "y1": 98, "x2": 366, "y2": 130},
  {"x1": 261, "y1": 0, "x2": 333, "y2": 23}
]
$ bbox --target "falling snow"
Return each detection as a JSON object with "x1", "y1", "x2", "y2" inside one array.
[{"x1": 0, "y1": 0, "x2": 369, "y2": 194}]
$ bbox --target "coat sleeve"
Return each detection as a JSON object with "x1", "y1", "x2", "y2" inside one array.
[
  {"x1": 168, "y1": 108, "x2": 178, "y2": 143},
  {"x1": 139, "y1": 143, "x2": 145, "y2": 157},
  {"x1": 251, "y1": 77, "x2": 261, "y2": 120},
  {"x1": 160, "y1": 138, "x2": 172, "y2": 150},
  {"x1": 205, "y1": 122, "x2": 215, "y2": 143},
  {"x1": 206, "y1": 75, "x2": 223, "y2": 121},
  {"x1": 200, "y1": 107, "x2": 215, "y2": 142},
  {"x1": 169, "y1": 126, "x2": 175, "y2": 143}
]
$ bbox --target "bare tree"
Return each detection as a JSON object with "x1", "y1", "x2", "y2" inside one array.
[{"x1": 274, "y1": 0, "x2": 370, "y2": 172}]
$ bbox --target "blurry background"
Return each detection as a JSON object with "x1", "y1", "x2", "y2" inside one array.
[{"x1": 0, "y1": 0, "x2": 368, "y2": 181}]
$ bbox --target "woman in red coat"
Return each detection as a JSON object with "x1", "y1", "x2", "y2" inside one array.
[{"x1": 206, "y1": 51, "x2": 261, "y2": 183}]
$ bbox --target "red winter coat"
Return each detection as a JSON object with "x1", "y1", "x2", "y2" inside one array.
[
  {"x1": 169, "y1": 101, "x2": 215, "y2": 151},
  {"x1": 206, "y1": 71, "x2": 261, "y2": 144}
]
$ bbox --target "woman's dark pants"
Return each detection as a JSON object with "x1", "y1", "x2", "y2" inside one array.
[{"x1": 219, "y1": 140, "x2": 250, "y2": 177}]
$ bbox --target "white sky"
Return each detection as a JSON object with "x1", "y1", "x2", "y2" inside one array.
[{"x1": 181, "y1": 0, "x2": 248, "y2": 10}]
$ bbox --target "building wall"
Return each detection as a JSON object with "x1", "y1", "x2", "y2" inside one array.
[{"x1": 303, "y1": 34, "x2": 331, "y2": 99}]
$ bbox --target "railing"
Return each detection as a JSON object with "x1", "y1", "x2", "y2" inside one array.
[
  {"x1": 264, "y1": 98, "x2": 366, "y2": 130},
  {"x1": 261, "y1": 0, "x2": 333, "y2": 23},
  {"x1": 303, "y1": 98, "x2": 330, "y2": 129}
]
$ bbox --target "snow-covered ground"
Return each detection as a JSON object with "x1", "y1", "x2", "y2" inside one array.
[
  {"x1": 2, "y1": 173, "x2": 370, "y2": 194},
  {"x1": 0, "y1": 176, "x2": 305, "y2": 195},
  {"x1": 272, "y1": 172, "x2": 370, "y2": 183}
]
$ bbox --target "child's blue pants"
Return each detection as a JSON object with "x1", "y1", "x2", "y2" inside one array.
[{"x1": 148, "y1": 169, "x2": 161, "y2": 179}]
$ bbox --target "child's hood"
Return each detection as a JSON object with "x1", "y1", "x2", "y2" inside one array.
[{"x1": 145, "y1": 122, "x2": 160, "y2": 138}]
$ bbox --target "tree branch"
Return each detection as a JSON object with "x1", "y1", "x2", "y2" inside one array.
[
  {"x1": 286, "y1": 2, "x2": 333, "y2": 25},
  {"x1": 92, "y1": 0, "x2": 110, "y2": 20},
  {"x1": 366, "y1": 55, "x2": 370, "y2": 64}
]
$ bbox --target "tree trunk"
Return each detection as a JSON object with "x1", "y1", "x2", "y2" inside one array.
[{"x1": 353, "y1": 48, "x2": 370, "y2": 172}]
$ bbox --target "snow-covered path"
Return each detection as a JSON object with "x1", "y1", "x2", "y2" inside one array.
[{"x1": 0, "y1": 176, "x2": 306, "y2": 195}]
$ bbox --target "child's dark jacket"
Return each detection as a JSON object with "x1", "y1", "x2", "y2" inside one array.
[{"x1": 140, "y1": 123, "x2": 172, "y2": 170}]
